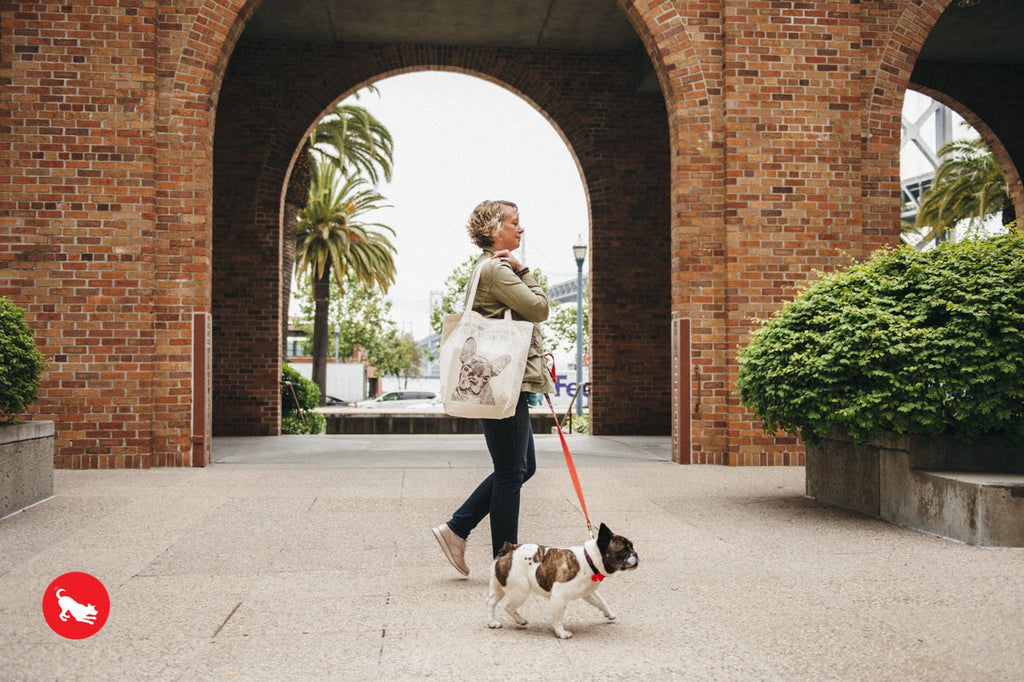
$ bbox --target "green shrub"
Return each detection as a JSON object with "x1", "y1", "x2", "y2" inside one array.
[
  {"x1": 565, "y1": 413, "x2": 589, "y2": 435},
  {"x1": 0, "y1": 298, "x2": 46, "y2": 423},
  {"x1": 281, "y1": 364, "x2": 324, "y2": 434},
  {"x1": 737, "y1": 232, "x2": 1024, "y2": 444},
  {"x1": 281, "y1": 411, "x2": 326, "y2": 435}
]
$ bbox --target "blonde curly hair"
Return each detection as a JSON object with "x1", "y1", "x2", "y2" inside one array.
[{"x1": 466, "y1": 200, "x2": 518, "y2": 248}]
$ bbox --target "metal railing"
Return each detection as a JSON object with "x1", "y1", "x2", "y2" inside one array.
[{"x1": 561, "y1": 382, "x2": 589, "y2": 434}]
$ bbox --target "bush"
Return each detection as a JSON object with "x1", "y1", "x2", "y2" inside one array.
[
  {"x1": 282, "y1": 411, "x2": 326, "y2": 435},
  {"x1": 281, "y1": 364, "x2": 324, "y2": 434},
  {"x1": 0, "y1": 298, "x2": 46, "y2": 423},
  {"x1": 737, "y1": 232, "x2": 1024, "y2": 444}
]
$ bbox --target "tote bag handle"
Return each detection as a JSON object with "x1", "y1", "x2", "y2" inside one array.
[
  {"x1": 462, "y1": 261, "x2": 485, "y2": 312},
  {"x1": 462, "y1": 259, "x2": 515, "y2": 322}
]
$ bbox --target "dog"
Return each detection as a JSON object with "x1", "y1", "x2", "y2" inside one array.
[
  {"x1": 451, "y1": 337, "x2": 510, "y2": 405},
  {"x1": 55, "y1": 588, "x2": 99, "y2": 625},
  {"x1": 487, "y1": 523, "x2": 638, "y2": 639}
]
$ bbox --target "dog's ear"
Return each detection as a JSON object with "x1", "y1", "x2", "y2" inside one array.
[
  {"x1": 491, "y1": 354, "x2": 511, "y2": 375},
  {"x1": 459, "y1": 337, "x2": 477, "y2": 363},
  {"x1": 597, "y1": 522, "x2": 612, "y2": 550}
]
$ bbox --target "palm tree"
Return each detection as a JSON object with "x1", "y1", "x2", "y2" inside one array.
[
  {"x1": 295, "y1": 156, "x2": 397, "y2": 401},
  {"x1": 282, "y1": 102, "x2": 394, "y2": 356},
  {"x1": 310, "y1": 103, "x2": 394, "y2": 185},
  {"x1": 914, "y1": 138, "x2": 1011, "y2": 245}
]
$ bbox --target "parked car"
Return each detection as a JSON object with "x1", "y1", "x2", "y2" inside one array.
[
  {"x1": 324, "y1": 395, "x2": 356, "y2": 407},
  {"x1": 356, "y1": 390, "x2": 438, "y2": 409},
  {"x1": 404, "y1": 395, "x2": 444, "y2": 411}
]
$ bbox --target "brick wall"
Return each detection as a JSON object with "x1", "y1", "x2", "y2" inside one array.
[
  {"x1": 1, "y1": 2, "x2": 159, "y2": 467},
  {"x1": 0, "y1": 0, "x2": 244, "y2": 467},
  {"x1": 720, "y1": 1, "x2": 867, "y2": 465},
  {"x1": 2, "y1": 0, "x2": 987, "y2": 467}
]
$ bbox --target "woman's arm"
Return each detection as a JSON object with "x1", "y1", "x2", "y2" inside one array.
[{"x1": 489, "y1": 259, "x2": 549, "y2": 323}]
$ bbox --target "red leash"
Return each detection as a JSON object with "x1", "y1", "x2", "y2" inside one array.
[{"x1": 544, "y1": 353, "x2": 595, "y2": 539}]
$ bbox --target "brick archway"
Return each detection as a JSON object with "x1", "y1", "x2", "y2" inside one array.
[
  {"x1": 621, "y1": 1, "x2": 728, "y2": 463},
  {"x1": 213, "y1": 40, "x2": 672, "y2": 439},
  {"x1": 148, "y1": 0, "x2": 257, "y2": 466}
]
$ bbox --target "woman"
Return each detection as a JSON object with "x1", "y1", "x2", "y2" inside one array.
[{"x1": 432, "y1": 200, "x2": 554, "y2": 576}]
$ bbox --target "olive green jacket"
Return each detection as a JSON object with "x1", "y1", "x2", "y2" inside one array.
[{"x1": 470, "y1": 249, "x2": 555, "y2": 394}]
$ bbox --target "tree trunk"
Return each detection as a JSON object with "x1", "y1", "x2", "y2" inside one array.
[
  {"x1": 281, "y1": 203, "x2": 298, "y2": 358},
  {"x1": 282, "y1": 142, "x2": 311, "y2": 358},
  {"x1": 1002, "y1": 193, "x2": 1017, "y2": 227},
  {"x1": 311, "y1": 262, "x2": 331, "y2": 405}
]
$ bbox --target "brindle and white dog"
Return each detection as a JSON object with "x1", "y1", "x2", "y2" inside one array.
[{"x1": 487, "y1": 523, "x2": 638, "y2": 639}]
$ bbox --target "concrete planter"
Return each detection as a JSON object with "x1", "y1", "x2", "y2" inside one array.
[
  {"x1": 0, "y1": 421, "x2": 54, "y2": 518},
  {"x1": 805, "y1": 430, "x2": 1024, "y2": 546}
]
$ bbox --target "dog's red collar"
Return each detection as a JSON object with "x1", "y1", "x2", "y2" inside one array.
[{"x1": 583, "y1": 549, "x2": 605, "y2": 582}]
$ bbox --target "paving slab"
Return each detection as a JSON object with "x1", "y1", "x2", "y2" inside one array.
[{"x1": 1, "y1": 433, "x2": 1022, "y2": 679}]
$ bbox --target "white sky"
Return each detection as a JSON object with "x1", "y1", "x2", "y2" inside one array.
[
  {"x1": 336, "y1": 71, "x2": 590, "y2": 341},
  {"x1": 295, "y1": 78, "x2": 982, "y2": 340}
]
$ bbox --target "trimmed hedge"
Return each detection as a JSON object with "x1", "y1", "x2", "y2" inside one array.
[
  {"x1": 0, "y1": 298, "x2": 46, "y2": 423},
  {"x1": 737, "y1": 232, "x2": 1024, "y2": 444},
  {"x1": 281, "y1": 364, "x2": 325, "y2": 435}
]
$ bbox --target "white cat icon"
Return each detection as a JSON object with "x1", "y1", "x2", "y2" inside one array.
[{"x1": 55, "y1": 587, "x2": 99, "y2": 625}]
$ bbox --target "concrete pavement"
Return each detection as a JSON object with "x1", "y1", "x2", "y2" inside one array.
[{"x1": 1, "y1": 433, "x2": 1022, "y2": 679}]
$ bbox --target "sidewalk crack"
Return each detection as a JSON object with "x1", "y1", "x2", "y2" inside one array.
[{"x1": 211, "y1": 600, "x2": 242, "y2": 639}]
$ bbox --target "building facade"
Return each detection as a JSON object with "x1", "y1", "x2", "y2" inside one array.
[{"x1": 2, "y1": 1, "x2": 1021, "y2": 468}]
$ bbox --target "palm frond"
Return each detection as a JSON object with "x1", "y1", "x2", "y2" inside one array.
[
  {"x1": 309, "y1": 104, "x2": 394, "y2": 184},
  {"x1": 294, "y1": 154, "x2": 396, "y2": 292},
  {"x1": 914, "y1": 138, "x2": 1008, "y2": 242}
]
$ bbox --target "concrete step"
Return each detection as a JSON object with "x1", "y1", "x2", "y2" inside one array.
[
  {"x1": 323, "y1": 411, "x2": 558, "y2": 435},
  {"x1": 888, "y1": 470, "x2": 1024, "y2": 547}
]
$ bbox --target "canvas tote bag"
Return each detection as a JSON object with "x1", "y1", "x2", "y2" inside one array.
[{"x1": 440, "y1": 262, "x2": 534, "y2": 419}]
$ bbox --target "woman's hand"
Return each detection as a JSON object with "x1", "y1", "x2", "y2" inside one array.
[{"x1": 491, "y1": 249, "x2": 523, "y2": 272}]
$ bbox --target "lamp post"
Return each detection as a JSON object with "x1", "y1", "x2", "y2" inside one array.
[{"x1": 572, "y1": 237, "x2": 588, "y2": 417}]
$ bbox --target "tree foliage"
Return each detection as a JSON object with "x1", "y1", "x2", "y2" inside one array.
[
  {"x1": 0, "y1": 298, "x2": 46, "y2": 422},
  {"x1": 294, "y1": 153, "x2": 397, "y2": 401},
  {"x1": 546, "y1": 288, "x2": 589, "y2": 356},
  {"x1": 282, "y1": 95, "x2": 393, "y2": 356},
  {"x1": 294, "y1": 159, "x2": 396, "y2": 294},
  {"x1": 309, "y1": 102, "x2": 394, "y2": 185},
  {"x1": 294, "y1": 275, "x2": 421, "y2": 381},
  {"x1": 737, "y1": 232, "x2": 1024, "y2": 444},
  {"x1": 429, "y1": 256, "x2": 479, "y2": 337},
  {"x1": 913, "y1": 138, "x2": 1010, "y2": 244}
]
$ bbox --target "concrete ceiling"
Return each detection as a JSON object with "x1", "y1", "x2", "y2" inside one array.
[
  {"x1": 918, "y1": 0, "x2": 1024, "y2": 65},
  {"x1": 240, "y1": 0, "x2": 1024, "y2": 81},
  {"x1": 242, "y1": 0, "x2": 641, "y2": 52}
]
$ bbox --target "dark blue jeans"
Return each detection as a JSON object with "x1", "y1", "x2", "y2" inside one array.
[{"x1": 447, "y1": 392, "x2": 537, "y2": 558}]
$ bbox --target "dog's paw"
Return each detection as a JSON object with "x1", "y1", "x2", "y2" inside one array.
[
  {"x1": 604, "y1": 611, "x2": 617, "y2": 621},
  {"x1": 512, "y1": 613, "x2": 527, "y2": 626},
  {"x1": 554, "y1": 627, "x2": 573, "y2": 639},
  {"x1": 488, "y1": 620, "x2": 503, "y2": 629}
]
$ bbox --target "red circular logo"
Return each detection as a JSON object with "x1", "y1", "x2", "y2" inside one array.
[{"x1": 42, "y1": 572, "x2": 110, "y2": 639}]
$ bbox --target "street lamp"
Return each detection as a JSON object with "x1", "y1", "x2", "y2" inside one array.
[{"x1": 572, "y1": 236, "x2": 588, "y2": 417}]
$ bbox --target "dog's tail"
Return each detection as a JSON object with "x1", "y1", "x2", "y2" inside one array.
[{"x1": 496, "y1": 541, "x2": 518, "y2": 558}]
